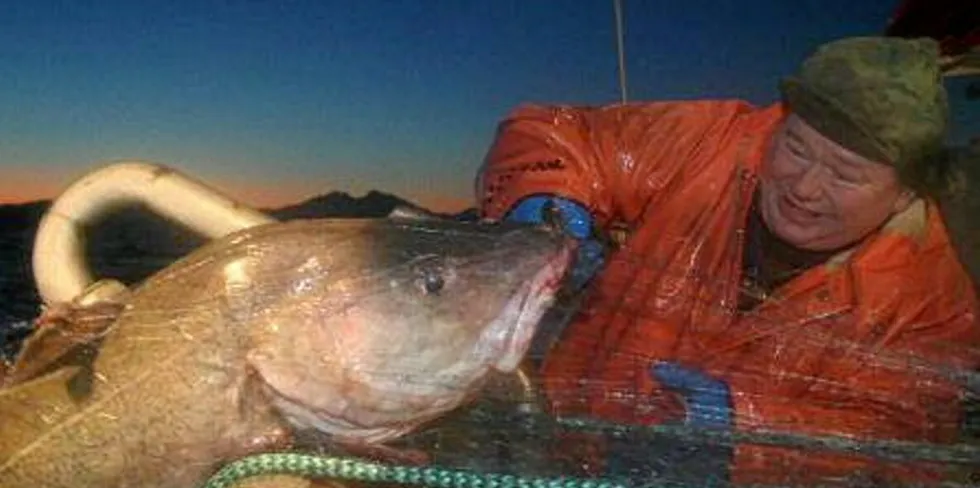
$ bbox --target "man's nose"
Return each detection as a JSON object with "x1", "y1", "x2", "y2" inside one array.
[{"x1": 789, "y1": 162, "x2": 826, "y2": 200}]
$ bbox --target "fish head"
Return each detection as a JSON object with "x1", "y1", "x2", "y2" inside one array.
[{"x1": 244, "y1": 217, "x2": 575, "y2": 440}]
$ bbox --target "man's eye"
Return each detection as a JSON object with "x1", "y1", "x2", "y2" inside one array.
[
  {"x1": 834, "y1": 172, "x2": 862, "y2": 186},
  {"x1": 787, "y1": 144, "x2": 806, "y2": 157}
]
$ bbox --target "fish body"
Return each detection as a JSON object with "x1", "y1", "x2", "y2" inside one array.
[{"x1": 0, "y1": 217, "x2": 573, "y2": 488}]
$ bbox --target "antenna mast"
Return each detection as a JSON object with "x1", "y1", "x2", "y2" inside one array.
[{"x1": 613, "y1": 0, "x2": 629, "y2": 103}]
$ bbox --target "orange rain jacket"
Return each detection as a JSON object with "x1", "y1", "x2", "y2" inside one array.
[{"x1": 477, "y1": 100, "x2": 980, "y2": 485}]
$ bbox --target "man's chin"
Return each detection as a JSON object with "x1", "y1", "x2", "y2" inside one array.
[
  {"x1": 772, "y1": 224, "x2": 847, "y2": 252},
  {"x1": 759, "y1": 194, "x2": 854, "y2": 252}
]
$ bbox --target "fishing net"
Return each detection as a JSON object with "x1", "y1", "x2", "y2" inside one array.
[
  {"x1": 1, "y1": 183, "x2": 978, "y2": 488},
  {"x1": 241, "y1": 276, "x2": 980, "y2": 488}
]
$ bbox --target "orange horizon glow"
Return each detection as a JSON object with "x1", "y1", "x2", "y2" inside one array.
[
  {"x1": 0, "y1": 168, "x2": 474, "y2": 214},
  {"x1": 0, "y1": 167, "x2": 72, "y2": 204}
]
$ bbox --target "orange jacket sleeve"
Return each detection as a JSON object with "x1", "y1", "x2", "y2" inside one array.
[
  {"x1": 476, "y1": 101, "x2": 762, "y2": 226},
  {"x1": 476, "y1": 104, "x2": 615, "y2": 225}
]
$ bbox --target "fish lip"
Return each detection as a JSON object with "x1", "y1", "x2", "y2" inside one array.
[
  {"x1": 542, "y1": 241, "x2": 576, "y2": 291},
  {"x1": 514, "y1": 240, "x2": 575, "y2": 302},
  {"x1": 260, "y1": 372, "x2": 459, "y2": 444},
  {"x1": 260, "y1": 382, "x2": 405, "y2": 443},
  {"x1": 487, "y1": 240, "x2": 575, "y2": 372}
]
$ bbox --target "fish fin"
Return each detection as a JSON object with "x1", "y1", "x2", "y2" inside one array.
[
  {"x1": 64, "y1": 355, "x2": 99, "y2": 402},
  {"x1": 4, "y1": 301, "x2": 121, "y2": 388}
]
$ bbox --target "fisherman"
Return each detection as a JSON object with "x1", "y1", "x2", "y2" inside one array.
[{"x1": 476, "y1": 36, "x2": 980, "y2": 485}]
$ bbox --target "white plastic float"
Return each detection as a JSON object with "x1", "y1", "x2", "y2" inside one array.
[{"x1": 31, "y1": 160, "x2": 276, "y2": 307}]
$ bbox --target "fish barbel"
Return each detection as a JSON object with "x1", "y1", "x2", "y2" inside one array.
[{"x1": 0, "y1": 216, "x2": 574, "y2": 488}]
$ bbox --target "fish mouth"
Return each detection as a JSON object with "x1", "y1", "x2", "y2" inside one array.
[
  {"x1": 487, "y1": 241, "x2": 575, "y2": 372},
  {"x1": 539, "y1": 243, "x2": 575, "y2": 295}
]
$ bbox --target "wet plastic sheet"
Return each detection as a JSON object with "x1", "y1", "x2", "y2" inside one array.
[
  {"x1": 206, "y1": 337, "x2": 980, "y2": 487},
  {"x1": 332, "y1": 284, "x2": 980, "y2": 487},
  {"x1": 388, "y1": 367, "x2": 980, "y2": 487}
]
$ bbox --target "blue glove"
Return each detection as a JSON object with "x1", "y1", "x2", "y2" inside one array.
[
  {"x1": 505, "y1": 196, "x2": 605, "y2": 290},
  {"x1": 600, "y1": 362, "x2": 734, "y2": 485},
  {"x1": 651, "y1": 361, "x2": 733, "y2": 429}
]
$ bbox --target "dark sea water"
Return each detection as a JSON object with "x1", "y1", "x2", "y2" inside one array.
[
  {"x1": 0, "y1": 205, "x2": 203, "y2": 361},
  {"x1": 0, "y1": 228, "x2": 45, "y2": 360}
]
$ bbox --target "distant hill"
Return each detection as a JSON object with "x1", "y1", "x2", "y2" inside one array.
[
  {"x1": 0, "y1": 200, "x2": 49, "y2": 227},
  {"x1": 266, "y1": 189, "x2": 465, "y2": 220}
]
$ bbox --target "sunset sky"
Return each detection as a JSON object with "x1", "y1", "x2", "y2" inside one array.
[{"x1": 1, "y1": 0, "x2": 976, "y2": 212}]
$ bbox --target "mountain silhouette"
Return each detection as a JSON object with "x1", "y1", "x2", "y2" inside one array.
[
  {"x1": 0, "y1": 200, "x2": 49, "y2": 237},
  {"x1": 269, "y1": 190, "x2": 448, "y2": 220}
]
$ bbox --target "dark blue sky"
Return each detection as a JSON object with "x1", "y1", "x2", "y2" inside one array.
[{"x1": 0, "y1": 0, "x2": 974, "y2": 209}]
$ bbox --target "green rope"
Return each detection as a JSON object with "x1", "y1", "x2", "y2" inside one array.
[
  {"x1": 201, "y1": 413, "x2": 980, "y2": 488},
  {"x1": 201, "y1": 450, "x2": 978, "y2": 488},
  {"x1": 202, "y1": 452, "x2": 631, "y2": 488}
]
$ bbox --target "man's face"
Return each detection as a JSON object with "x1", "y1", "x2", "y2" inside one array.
[{"x1": 759, "y1": 114, "x2": 913, "y2": 252}]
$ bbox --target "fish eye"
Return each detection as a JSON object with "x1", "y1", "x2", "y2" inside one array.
[{"x1": 418, "y1": 269, "x2": 446, "y2": 295}]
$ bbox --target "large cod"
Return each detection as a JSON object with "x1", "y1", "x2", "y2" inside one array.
[{"x1": 0, "y1": 216, "x2": 574, "y2": 488}]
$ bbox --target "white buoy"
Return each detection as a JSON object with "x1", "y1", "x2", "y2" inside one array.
[{"x1": 32, "y1": 160, "x2": 276, "y2": 306}]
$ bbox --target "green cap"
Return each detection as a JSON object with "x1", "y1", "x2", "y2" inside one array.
[{"x1": 779, "y1": 36, "x2": 949, "y2": 192}]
